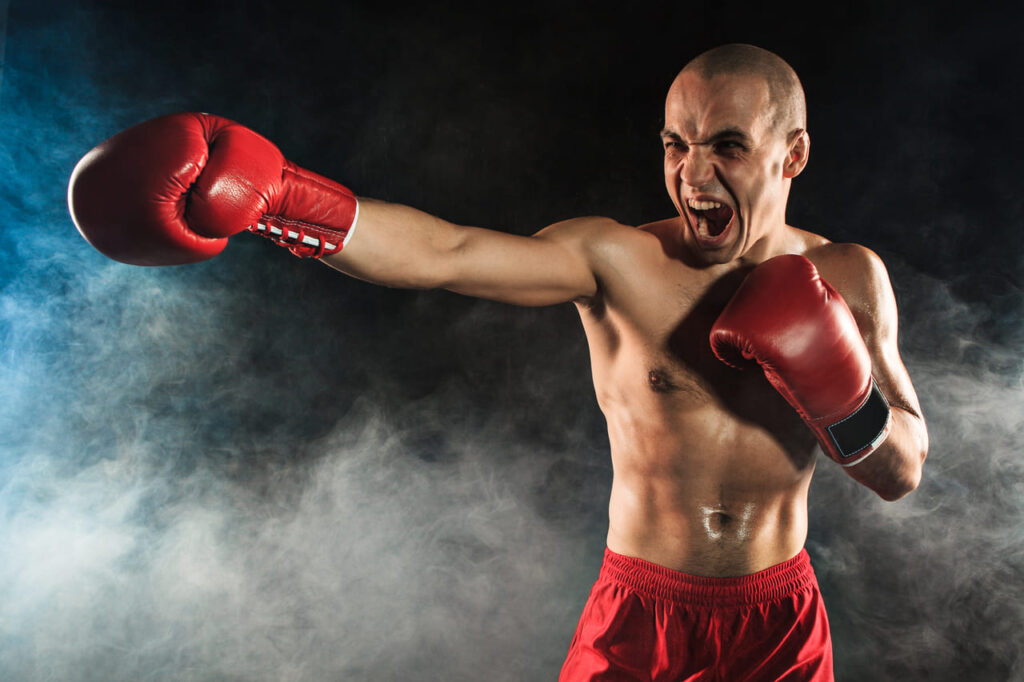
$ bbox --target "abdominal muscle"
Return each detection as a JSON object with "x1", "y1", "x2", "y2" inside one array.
[{"x1": 602, "y1": 400, "x2": 815, "y2": 578}]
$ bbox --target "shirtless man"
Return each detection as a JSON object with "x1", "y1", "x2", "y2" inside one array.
[{"x1": 69, "y1": 44, "x2": 928, "y2": 681}]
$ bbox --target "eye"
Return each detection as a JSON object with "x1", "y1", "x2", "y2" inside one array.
[
  {"x1": 714, "y1": 141, "x2": 746, "y2": 154},
  {"x1": 663, "y1": 140, "x2": 688, "y2": 153}
]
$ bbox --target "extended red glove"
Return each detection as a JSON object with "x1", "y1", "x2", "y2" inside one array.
[
  {"x1": 68, "y1": 112, "x2": 358, "y2": 265},
  {"x1": 710, "y1": 255, "x2": 890, "y2": 466}
]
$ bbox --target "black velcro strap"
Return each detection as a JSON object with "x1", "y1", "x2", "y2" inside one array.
[{"x1": 826, "y1": 380, "x2": 891, "y2": 462}]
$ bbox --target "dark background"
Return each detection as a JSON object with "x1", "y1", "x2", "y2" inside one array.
[{"x1": 1, "y1": 1, "x2": 1022, "y2": 680}]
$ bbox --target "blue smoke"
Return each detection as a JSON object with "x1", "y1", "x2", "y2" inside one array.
[{"x1": 1, "y1": 2, "x2": 1022, "y2": 681}]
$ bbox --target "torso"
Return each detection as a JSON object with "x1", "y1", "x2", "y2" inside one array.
[{"x1": 576, "y1": 217, "x2": 842, "y2": 576}]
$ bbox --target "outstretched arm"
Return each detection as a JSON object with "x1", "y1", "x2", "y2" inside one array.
[
  {"x1": 67, "y1": 112, "x2": 613, "y2": 309},
  {"x1": 325, "y1": 198, "x2": 611, "y2": 307}
]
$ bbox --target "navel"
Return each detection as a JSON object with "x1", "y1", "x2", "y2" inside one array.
[{"x1": 700, "y1": 503, "x2": 756, "y2": 542}]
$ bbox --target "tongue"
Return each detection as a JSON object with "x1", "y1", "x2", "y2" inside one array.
[{"x1": 703, "y1": 205, "x2": 734, "y2": 236}]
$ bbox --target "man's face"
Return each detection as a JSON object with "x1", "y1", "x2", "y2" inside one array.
[{"x1": 662, "y1": 72, "x2": 793, "y2": 264}]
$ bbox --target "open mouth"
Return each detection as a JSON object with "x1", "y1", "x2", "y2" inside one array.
[{"x1": 685, "y1": 198, "x2": 735, "y2": 242}]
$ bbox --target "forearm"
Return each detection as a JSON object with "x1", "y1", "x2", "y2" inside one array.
[
  {"x1": 321, "y1": 198, "x2": 464, "y2": 290},
  {"x1": 845, "y1": 406, "x2": 928, "y2": 501}
]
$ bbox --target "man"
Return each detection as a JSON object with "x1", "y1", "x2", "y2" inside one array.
[{"x1": 69, "y1": 44, "x2": 927, "y2": 681}]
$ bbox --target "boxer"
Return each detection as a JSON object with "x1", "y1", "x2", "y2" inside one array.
[{"x1": 68, "y1": 44, "x2": 928, "y2": 680}]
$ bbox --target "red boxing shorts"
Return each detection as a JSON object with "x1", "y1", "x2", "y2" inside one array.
[{"x1": 559, "y1": 548, "x2": 833, "y2": 681}]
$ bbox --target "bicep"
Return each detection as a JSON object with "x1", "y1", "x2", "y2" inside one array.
[{"x1": 439, "y1": 218, "x2": 605, "y2": 307}]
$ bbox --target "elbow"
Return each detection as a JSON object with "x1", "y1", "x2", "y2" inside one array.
[
  {"x1": 876, "y1": 469, "x2": 920, "y2": 502},
  {"x1": 876, "y1": 444, "x2": 927, "y2": 502}
]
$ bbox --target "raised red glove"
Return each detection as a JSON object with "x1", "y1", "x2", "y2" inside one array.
[
  {"x1": 710, "y1": 254, "x2": 890, "y2": 466},
  {"x1": 68, "y1": 112, "x2": 358, "y2": 265}
]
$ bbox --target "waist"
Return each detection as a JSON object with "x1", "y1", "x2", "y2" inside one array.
[
  {"x1": 599, "y1": 546, "x2": 817, "y2": 608},
  {"x1": 606, "y1": 476, "x2": 809, "y2": 575}
]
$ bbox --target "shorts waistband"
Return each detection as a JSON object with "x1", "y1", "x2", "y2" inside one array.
[{"x1": 599, "y1": 547, "x2": 817, "y2": 608}]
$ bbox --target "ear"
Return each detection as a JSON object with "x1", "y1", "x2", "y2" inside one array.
[{"x1": 782, "y1": 129, "x2": 810, "y2": 179}]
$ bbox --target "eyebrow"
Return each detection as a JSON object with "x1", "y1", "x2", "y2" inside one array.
[{"x1": 659, "y1": 126, "x2": 752, "y2": 145}]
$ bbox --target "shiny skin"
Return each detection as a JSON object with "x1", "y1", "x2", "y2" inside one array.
[{"x1": 324, "y1": 71, "x2": 926, "y2": 576}]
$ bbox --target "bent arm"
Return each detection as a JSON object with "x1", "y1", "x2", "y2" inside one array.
[
  {"x1": 838, "y1": 246, "x2": 929, "y2": 500},
  {"x1": 322, "y1": 198, "x2": 612, "y2": 307}
]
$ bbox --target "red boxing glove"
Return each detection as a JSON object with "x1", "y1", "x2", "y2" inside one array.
[
  {"x1": 710, "y1": 255, "x2": 891, "y2": 466},
  {"x1": 68, "y1": 112, "x2": 358, "y2": 265}
]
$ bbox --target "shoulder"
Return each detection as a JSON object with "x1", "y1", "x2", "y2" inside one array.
[
  {"x1": 805, "y1": 242, "x2": 891, "y2": 297},
  {"x1": 534, "y1": 215, "x2": 657, "y2": 272},
  {"x1": 805, "y1": 241, "x2": 897, "y2": 342},
  {"x1": 536, "y1": 215, "x2": 639, "y2": 241},
  {"x1": 535, "y1": 215, "x2": 660, "y2": 257},
  {"x1": 537, "y1": 216, "x2": 684, "y2": 307}
]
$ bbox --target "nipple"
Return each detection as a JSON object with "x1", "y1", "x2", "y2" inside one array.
[{"x1": 648, "y1": 369, "x2": 674, "y2": 393}]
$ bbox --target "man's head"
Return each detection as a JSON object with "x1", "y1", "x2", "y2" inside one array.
[{"x1": 662, "y1": 44, "x2": 809, "y2": 264}]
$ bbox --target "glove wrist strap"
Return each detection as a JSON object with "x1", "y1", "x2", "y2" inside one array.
[
  {"x1": 821, "y1": 378, "x2": 891, "y2": 467},
  {"x1": 247, "y1": 162, "x2": 360, "y2": 259},
  {"x1": 248, "y1": 199, "x2": 359, "y2": 258}
]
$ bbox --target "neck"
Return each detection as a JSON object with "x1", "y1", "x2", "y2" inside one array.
[{"x1": 740, "y1": 218, "x2": 799, "y2": 265}]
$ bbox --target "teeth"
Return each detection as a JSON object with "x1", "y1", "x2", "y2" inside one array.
[
  {"x1": 687, "y1": 199, "x2": 723, "y2": 211},
  {"x1": 697, "y1": 215, "x2": 710, "y2": 238}
]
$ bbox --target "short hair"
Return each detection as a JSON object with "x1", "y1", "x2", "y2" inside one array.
[{"x1": 681, "y1": 44, "x2": 806, "y2": 134}]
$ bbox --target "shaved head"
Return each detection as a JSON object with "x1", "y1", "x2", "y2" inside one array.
[{"x1": 679, "y1": 44, "x2": 806, "y2": 135}]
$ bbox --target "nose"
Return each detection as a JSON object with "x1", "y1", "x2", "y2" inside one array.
[{"x1": 681, "y1": 146, "x2": 715, "y2": 189}]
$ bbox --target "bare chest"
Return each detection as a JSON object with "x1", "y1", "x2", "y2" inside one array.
[
  {"x1": 581, "y1": 263, "x2": 749, "y2": 399},
  {"x1": 578, "y1": 259, "x2": 818, "y2": 457}
]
